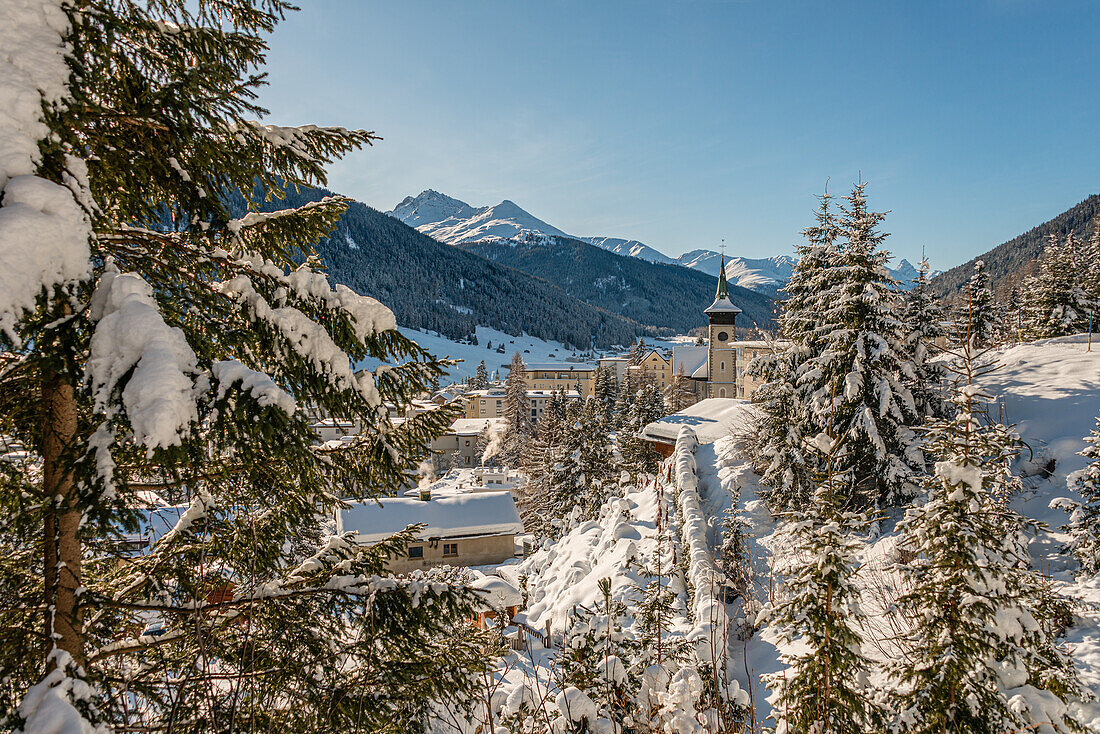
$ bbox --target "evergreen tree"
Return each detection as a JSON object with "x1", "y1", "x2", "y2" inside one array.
[
  {"x1": 762, "y1": 432, "x2": 880, "y2": 734},
  {"x1": 1025, "y1": 232, "x2": 1094, "y2": 339},
  {"x1": 995, "y1": 286, "x2": 1025, "y2": 345},
  {"x1": 888, "y1": 341, "x2": 1086, "y2": 734},
  {"x1": 544, "y1": 398, "x2": 615, "y2": 526},
  {"x1": 1055, "y1": 416, "x2": 1100, "y2": 577},
  {"x1": 593, "y1": 365, "x2": 619, "y2": 422},
  {"x1": 750, "y1": 188, "x2": 843, "y2": 508},
  {"x1": 0, "y1": 1, "x2": 492, "y2": 730},
  {"x1": 628, "y1": 339, "x2": 647, "y2": 366},
  {"x1": 612, "y1": 370, "x2": 639, "y2": 430},
  {"x1": 900, "y1": 258, "x2": 948, "y2": 419},
  {"x1": 471, "y1": 359, "x2": 491, "y2": 390},
  {"x1": 957, "y1": 259, "x2": 996, "y2": 347},
  {"x1": 500, "y1": 351, "x2": 531, "y2": 467},
  {"x1": 619, "y1": 383, "x2": 666, "y2": 478},
  {"x1": 776, "y1": 181, "x2": 924, "y2": 509}
]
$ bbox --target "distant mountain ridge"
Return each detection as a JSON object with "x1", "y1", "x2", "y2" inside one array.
[
  {"x1": 455, "y1": 230, "x2": 777, "y2": 333},
  {"x1": 388, "y1": 189, "x2": 928, "y2": 294},
  {"x1": 933, "y1": 193, "x2": 1100, "y2": 298},
  {"x1": 227, "y1": 186, "x2": 678, "y2": 350}
]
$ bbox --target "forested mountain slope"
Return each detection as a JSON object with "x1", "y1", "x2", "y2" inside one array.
[
  {"x1": 227, "y1": 187, "x2": 657, "y2": 348},
  {"x1": 934, "y1": 193, "x2": 1100, "y2": 297},
  {"x1": 456, "y1": 231, "x2": 777, "y2": 331}
]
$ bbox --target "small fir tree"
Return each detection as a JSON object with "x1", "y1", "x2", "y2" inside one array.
[
  {"x1": 888, "y1": 339, "x2": 1086, "y2": 734},
  {"x1": 958, "y1": 259, "x2": 996, "y2": 347},
  {"x1": 762, "y1": 432, "x2": 881, "y2": 734},
  {"x1": 1055, "y1": 416, "x2": 1100, "y2": 578},
  {"x1": 1025, "y1": 232, "x2": 1094, "y2": 339},
  {"x1": 471, "y1": 359, "x2": 491, "y2": 389},
  {"x1": 664, "y1": 364, "x2": 698, "y2": 412},
  {"x1": 501, "y1": 351, "x2": 531, "y2": 467},
  {"x1": 900, "y1": 257, "x2": 949, "y2": 419},
  {"x1": 619, "y1": 383, "x2": 667, "y2": 478}
]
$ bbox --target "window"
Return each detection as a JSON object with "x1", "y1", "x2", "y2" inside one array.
[
  {"x1": 719, "y1": 387, "x2": 727, "y2": 398},
  {"x1": 716, "y1": 331, "x2": 728, "y2": 342},
  {"x1": 720, "y1": 361, "x2": 725, "y2": 371},
  {"x1": 443, "y1": 542, "x2": 458, "y2": 557},
  {"x1": 465, "y1": 456, "x2": 471, "y2": 464},
  {"x1": 464, "y1": 439, "x2": 471, "y2": 446},
  {"x1": 408, "y1": 546, "x2": 424, "y2": 559}
]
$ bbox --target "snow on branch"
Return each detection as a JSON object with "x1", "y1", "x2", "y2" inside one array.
[
  {"x1": 87, "y1": 266, "x2": 200, "y2": 450},
  {"x1": 0, "y1": 2, "x2": 92, "y2": 344},
  {"x1": 212, "y1": 359, "x2": 297, "y2": 414}
]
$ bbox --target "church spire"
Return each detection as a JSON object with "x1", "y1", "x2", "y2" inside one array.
[{"x1": 715, "y1": 252, "x2": 730, "y2": 300}]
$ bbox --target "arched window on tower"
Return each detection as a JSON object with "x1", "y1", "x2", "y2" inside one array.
[{"x1": 719, "y1": 387, "x2": 726, "y2": 398}]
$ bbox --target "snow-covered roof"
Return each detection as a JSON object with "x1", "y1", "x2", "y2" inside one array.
[
  {"x1": 672, "y1": 345, "x2": 708, "y2": 376},
  {"x1": 703, "y1": 296, "x2": 742, "y2": 314},
  {"x1": 691, "y1": 361, "x2": 708, "y2": 380},
  {"x1": 520, "y1": 362, "x2": 597, "y2": 372},
  {"x1": 449, "y1": 417, "x2": 504, "y2": 436},
  {"x1": 640, "y1": 398, "x2": 751, "y2": 445},
  {"x1": 337, "y1": 492, "x2": 524, "y2": 544},
  {"x1": 526, "y1": 389, "x2": 580, "y2": 398},
  {"x1": 470, "y1": 574, "x2": 523, "y2": 610}
]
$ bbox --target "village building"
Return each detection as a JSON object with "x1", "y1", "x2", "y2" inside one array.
[
  {"x1": 639, "y1": 397, "x2": 751, "y2": 458},
  {"x1": 669, "y1": 255, "x2": 788, "y2": 403},
  {"x1": 337, "y1": 492, "x2": 525, "y2": 573},
  {"x1": 431, "y1": 417, "x2": 505, "y2": 471},
  {"x1": 463, "y1": 387, "x2": 581, "y2": 420},
  {"x1": 515, "y1": 362, "x2": 597, "y2": 396}
]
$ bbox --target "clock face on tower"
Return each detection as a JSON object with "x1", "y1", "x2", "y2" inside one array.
[{"x1": 716, "y1": 331, "x2": 728, "y2": 342}]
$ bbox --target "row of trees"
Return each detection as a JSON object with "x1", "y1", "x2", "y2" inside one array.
[{"x1": 964, "y1": 220, "x2": 1100, "y2": 345}]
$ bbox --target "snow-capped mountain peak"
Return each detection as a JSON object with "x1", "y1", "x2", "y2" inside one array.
[
  {"x1": 387, "y1": 192, "x2": 567, "y2": 244},
  {"x1": 388, "y1": 189, "x2": 930, "y2": 293}
]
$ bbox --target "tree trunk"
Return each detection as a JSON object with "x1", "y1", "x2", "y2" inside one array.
[{"x1": 42, "y1": 366, "x2": 83, "y2": 671}]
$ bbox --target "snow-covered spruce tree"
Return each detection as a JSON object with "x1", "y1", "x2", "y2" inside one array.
[
  {"x1": 888, "y1": 340, "x2": 1086, "y2": 734},
  {"x1": 515, "y1": 389, "x2": 570, "y2": 535},
  {"x1": 762, "y1": 433, "x2": 880, "y2": 734},
  {"x1": 557, "y1": 579, "x2": 640, "y2": 731},
  {"x1": 500, "y1": 351, "x2": 531, "y2": 467},
  {"x1": 1054, "y1": 416, "x2": 1100, "y2": 578},
  {"x1": 472, "y1": 359, "x2": 491, "y2": 390},
  {"x1": 544, "y1": 398, "x2": 616, "y2": 528},
  {"x1": 619, "y1": 382, "x2": 666, "y2": 479},
  {"x1": 628, "y1": 338, "x2": 647, "y2": 366},
  {"x1": 956, "y1": 259, "x2": 996, "y2": 347},
  {"x1": 900, "y1": 258, "x2": 949, "y2": 419},
  {"x1": 749, "y1": 188, "x2": 843, "y2": 509},
  {"x1": 0, "y1": 2, "x2": 492, "y2": 730},
  {"x1": 593, "y1": 364, "x2": 619, "y2": 423},
  {"x1": 796, "y1": 181, "x2": 923, "y2": 508},
  {"x1": 612, "y1": 369, "x2": 639, "y2": 431},
  {"x1": 1025, "y1": 232, "x2": 1094, "y2": 339}
]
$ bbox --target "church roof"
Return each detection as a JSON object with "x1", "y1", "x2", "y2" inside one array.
[{"x1": 704, "y1": 254, "x2": 742, "y2": 314}]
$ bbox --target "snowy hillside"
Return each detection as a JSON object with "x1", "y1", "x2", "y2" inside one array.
[{"x1": 389, "y1": 189, "x2": 932, "y2": 294}]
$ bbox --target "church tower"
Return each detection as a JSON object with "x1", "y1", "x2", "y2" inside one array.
[{"x1": 704, "y1": 254, "x2": 741, "y2": 399}]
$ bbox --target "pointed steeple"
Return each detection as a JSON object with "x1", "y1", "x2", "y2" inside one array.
[
  {"x1": 704, "y1": 245, "x2": 741, "y2": 319},
  {"x1": 715, "y1": 253, "x2": 730, "y2": 300}
]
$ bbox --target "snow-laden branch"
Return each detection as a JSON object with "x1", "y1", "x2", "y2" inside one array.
[
  {"x1": 212, "y1": 359, "x2": 296, "y2": 414},
  {"x1": 0, "y1": 1, "x2": 93, "y2": 344},
  {"x1": 87, "y1": 265, "x2": 200, "y2": 450}
]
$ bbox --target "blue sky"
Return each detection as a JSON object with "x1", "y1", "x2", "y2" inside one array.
[{"x1": 260, "y1": 0, "x2": 1099, "y2": 269}]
